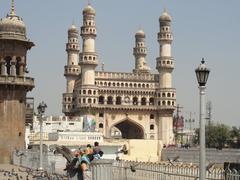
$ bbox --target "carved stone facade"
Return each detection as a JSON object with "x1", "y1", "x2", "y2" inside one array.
[
  {"x1": 63, "y1": 5, "x2": 176, "y2": 145},
  {"x1": 0, "y1": 2, "x2": 34, "y2": 163}
]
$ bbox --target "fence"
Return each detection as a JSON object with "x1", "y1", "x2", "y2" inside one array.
[
  {"x1": 90, "y1": 160, "x2": 240, "y2": 180},
  {"x1": 12, "y1": 150, "x2": 240, "y2": 180}
]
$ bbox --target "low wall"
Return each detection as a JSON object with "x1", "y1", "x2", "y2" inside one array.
[{"x1": 161, "y1": 148, "x2": 240, "y2": 164}]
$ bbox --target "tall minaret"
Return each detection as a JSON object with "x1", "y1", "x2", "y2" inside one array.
[
  {"x1": 0, "y1": 0, "x2": 34, "y2": 163},
  {"x1": 78, "y1": 4, "x2": 98, "y2": 109},
  {"x1": 133, "y1": 29, "x2": 150, "y2": 73},
  {"x1": 64, "y1": 24, "x2": 80, "y2": 93},
  {"x1": 79, "y1": 4, "x2": 98, "y2": 86},
  {"x1": 156, "y1": 10, "x2": 176, "y2": 144}
]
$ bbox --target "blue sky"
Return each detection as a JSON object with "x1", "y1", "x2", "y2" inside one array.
[{"x1": 1, "y1": 0, "x2": 240, "y2": 126}]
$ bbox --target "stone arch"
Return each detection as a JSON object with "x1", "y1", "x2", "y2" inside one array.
[{"x1": 110, "y1": 118, "x2": 144, "y2": 139}]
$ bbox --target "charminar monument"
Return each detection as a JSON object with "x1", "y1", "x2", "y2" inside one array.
[{"x1": 62, "y1": 4, "x2": 176, "y2": 146}]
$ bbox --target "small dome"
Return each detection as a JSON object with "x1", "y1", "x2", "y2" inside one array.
[
  {"x1": 159, "y1": 10, "x2": 172, "y2": 22},
  {"x1": 68, "y1": 24, "x2": 78, "y2": 32},
  {"x1": 83, "y1": 5, "x2": 96, "y2": 15},
  {"x1": 0, "y1": 13, "x2": 27, "y2": 40},
  {"x1": 135, "y1": 29, "x2": 145, "y2": 38}
]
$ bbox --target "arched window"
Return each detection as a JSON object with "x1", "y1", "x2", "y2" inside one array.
[
  {"x1": 167, "y1": 101, "x2": 171, "y2": 106},
  {"x1": 133, "y1": 97, "x2": 138, "y2": 105},
  {"x1": 150, "y1": 135, "x2": 154, "y2": 139},
  {"x1": 98, "y1": 96, "x2": 104, "y2": 104},
  {"x1": 99, "y1": 123, "x2": 103, "y2": 128},
  {"x1": 5, "y1": 56, "x2": 11, "y2": 75},
  {"x1": 162, "y1": 101, "x2": 166, "y2": 106},
  {"x1": 93, "y1": 99, "x2": 96, "y2": 103},
  {"x1": 150, "y1": 124, "x2": 154, "y2": 130},
  {"x1": 83, "y1": 98, "x2": 86, "y2": 103},
  {"x1": 83, "y1": 90, "x2": 86, "y2": 94},
  {"x1": 141, "y1": 97, "x2": 146, "y2": 105},
  {"x1": 150, "y1": 114, "x2": 154, "y2": 119},
  {"x1": 167, "y1": 93, "x2": 171, "y2": 97},
  {"x1": 162, "y1": 93, "x2": 166, "y2": 97},
  {"x1": 88, "y1": 90, "x2": 92, "y2": 95},
  {"x1": 116, "y1": 96, "x2": 121, "y2": 105},
  {"x1": 107, "y1": 96, "x2": 113, "y2": 104},
  {"x1": 172, "y1": 93, "x2": 174, "y2": 97},
  {"x1": 93, "y1": 90, "x2": 96, "y2": 95},
  {"x1": 88, "y1": 98, "x2": 92, "y2": 103},
  {"x1": 16, "y1": 57, "x2": 21, "y2": 76},
  {"x1": 149, "y1": 97, "x2": 154, "y2": 105},
  {"x1": 108, "y1": 82, "x2": 111, "y2": 87}
]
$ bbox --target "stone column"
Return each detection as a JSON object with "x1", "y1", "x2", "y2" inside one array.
[
  {"x1": 0, "y1": 58, "x2": 6, "y2": 75},
  {"x1": 19, "y1": 57, "x2": 25, "y2": 76},
  {"x1": 10, "y1": 56, "x2": 16, "y2": 76}
]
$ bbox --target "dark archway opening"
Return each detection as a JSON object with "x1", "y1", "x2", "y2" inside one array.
[{"x1": 114, "y1": 120, "x2": 144, "y2": 139}]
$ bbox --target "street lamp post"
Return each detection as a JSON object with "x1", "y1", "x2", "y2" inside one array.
[
  {"x1": 195, "y1": 58, "x2": 210, "y2": 180},
  {"x1": 37, "y1": 101, "x2": 47, "y2": 171}
]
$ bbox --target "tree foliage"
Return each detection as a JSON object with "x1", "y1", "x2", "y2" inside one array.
[{"x1": 194, "y1": 123, "x2": 240, "y2": 149}]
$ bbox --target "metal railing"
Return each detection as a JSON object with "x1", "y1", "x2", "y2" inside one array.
[
  {"x1": 90, "y1": 160, "x2": 240, "y2": 180},
  {"x1": 12, "y1": 150, "x2": 240, "y2": 180}
]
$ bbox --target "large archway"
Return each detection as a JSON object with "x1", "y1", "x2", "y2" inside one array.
[{"x1": 111, "y1": 119, "x2": 144, "y2": 139}]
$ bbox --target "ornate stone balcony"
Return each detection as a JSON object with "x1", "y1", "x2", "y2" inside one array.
[{"x1": 0, "y1": 75, "x2": 34, "y2": 89}]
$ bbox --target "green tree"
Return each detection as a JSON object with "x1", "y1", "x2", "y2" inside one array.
[
  {"x1": 229, "y1": 126, "x2": 240, "y2": 148},
  {"x1": 194, "y1": 123, "x2": 230, "y2": 149}
]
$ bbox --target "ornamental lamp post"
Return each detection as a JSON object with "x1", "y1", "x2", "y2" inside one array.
[
  {"x1": 37, "y1": 101, "x2": 47, "y2": 171},
  {"x1": 195, "y1": 58, "x2": 210, "y2": 180}
]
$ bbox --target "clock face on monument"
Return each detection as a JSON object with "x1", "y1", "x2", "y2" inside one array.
[{"x1": 124, "y1": 96, "x2": 130, "y2": 104}]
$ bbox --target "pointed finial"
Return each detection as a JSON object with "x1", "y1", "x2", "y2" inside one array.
[
  {"x1": 201, "y1": 58, "x2": 205, "y2": 64},
  {"x1": 10, "y1": 0, "x2": 16, "y2": 16},
  {"x1": 88, "y1": 0, "x2": 91, "y2": 5},
  {"x1": 163, "y1": 8, "x2": 167, "y2": 13}
]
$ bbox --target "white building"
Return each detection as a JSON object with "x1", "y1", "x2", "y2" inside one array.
[{"x1": 62, "y1": 5, "x2": 176, "y2": 145}]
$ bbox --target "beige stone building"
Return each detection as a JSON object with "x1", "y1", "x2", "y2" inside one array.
[
  {"x1": 0, "y1": 1, "x2": 34, "y2": 163},
  {"x1": 62, "y1": 5, "x2": 176, "y2": 145}
]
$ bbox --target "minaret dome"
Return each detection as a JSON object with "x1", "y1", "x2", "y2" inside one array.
[
  {"x1": 0, "y1": 0, "x2": 27, "y2": 41},
  {"x1": 83, "y1": 5, "x2": 96, "y2": 15},
  {"x1": 135, "y1": 29, "x2": 145, "y2": 38},
  {"x1": 159, "y1": 9, "x2": 172, "y2": 22}
]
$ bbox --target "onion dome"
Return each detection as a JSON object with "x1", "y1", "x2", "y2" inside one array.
[
  {"x1": 135, "y1": 29, "x2": 145, "y2": 38},
  {"x1": 83, "y1": 5, "x2": 96, "y2": 15},
  {"x1": 159, "y1": 9, "x2": 172, "y2": 22},
  {"x1": 68, "y1": 24, "x2": 78, "y2": 32},
  {"x1": 0, "y1": 1, "x2": 27, "y2": 41}
]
